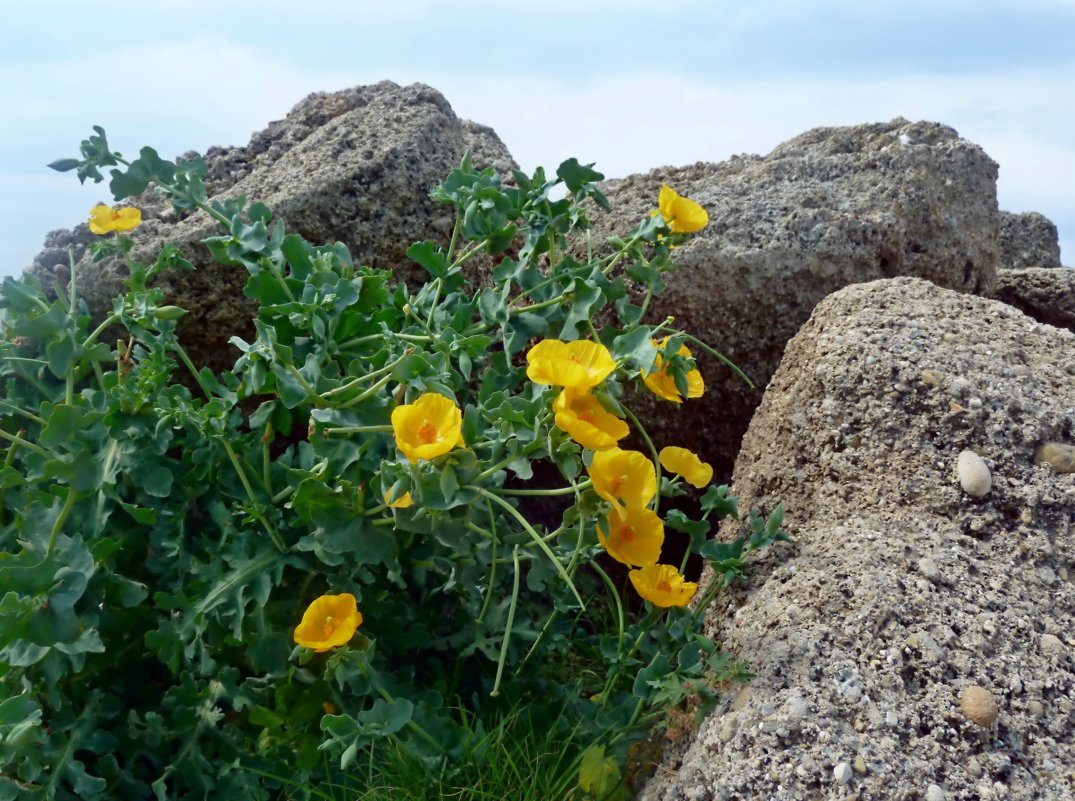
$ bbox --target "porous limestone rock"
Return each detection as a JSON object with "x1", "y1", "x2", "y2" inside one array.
[
  {"x1": 641, "y1": 278, "x2": 1075, "y2": 801},
  {"x1": 998, "y1": 211, "x2": 1062, "y2": 271},
  {"x1": 28, "y1": 81, "x2": 516, "y2": 373},
  {"x1": 590, "y1": 119, "x2": 1000, "y2": 479},
  {"x1": 995, "y1": 267, "x2": 1075, "y2": 334}
]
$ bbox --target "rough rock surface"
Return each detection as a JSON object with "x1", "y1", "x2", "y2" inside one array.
[
  {"x1": 995, "y1": 268, "x2": 1075, "y2": 334},
  {"x1": 591, "y1": 119, "x2": 1000, "y2": 480},
  {"x1": 28, "y1": 81, "x2": 515, "y2": 373},
  {"x1": 641, "y1": 278, "x2": 1075, "y2": 801},
  {"x1": 999, "y1": 212, "x2": 1062, "y2": 271}
]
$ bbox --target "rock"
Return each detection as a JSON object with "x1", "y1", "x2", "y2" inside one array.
[
  {"x1": 1035, "y1": 442, "x2": 1075, "y2": 474},
  {"x1": 640, "y1": 278, "x2": 1075, "y2": 801},
  {"x1": 834, "y1": 762, "x2": 853, "y2": 785},
  {"x1": 589, "y1": 119, "x2": 999, "y2": 479},
  {"x1": 994, "y1": 268, "x2": 1075, "y2": 333},
  {"x1": 926, "y1": 785, "x2": 946, "y2": 801},
  {"x1": 27, "y1": 82, "x2": 516, "y2": 373},
  {"x1": 961, "y1": 686, "x2": 999, "y2": 726},
  {"x1": 998, "y1": 211, "x2": 1062, "y2": 270},
  {"x1": 957, "y1": 450, "x2": 992, "y2": 498}
]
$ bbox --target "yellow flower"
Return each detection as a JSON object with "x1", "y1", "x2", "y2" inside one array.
[
  {"x1": 629, "y1": 564, "x2": 698, "y2": 607},
  {"x1": 641, "y1": 337, "x2": 704, "y2": 404},
  {"x1": 526, "y1": 339, "x2": 615, "y2": 391},
  {"x1": 659, "y1": 446, "x2": 714, "y2": 488},
  {"x1": 383, "y1": 488, "x2": 414, "y2": 509},
  {"x1": 656, "y1": 185, "x2": 708, "y2": 233},
  {"x1": 88, "y1": 204, "x2": 141, "y2": 235},
  {"x1": 553, "y1": 389, "x2": 629, "y2": 450},
  {"x1": 588, "y1": 448, "x2": 657, "y2": 509},
  {"x1": 294, "y1": 593, "x2": 363, "y2": 652},
  {"x1": 597, "y1": 505, "x2": 664, "y2": 567},
  {"x1": 391, "y1": 392, "x2": 465, "y2": 463}
]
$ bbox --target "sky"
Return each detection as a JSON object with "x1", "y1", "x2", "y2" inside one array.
[{"x1": 2, "y1": 0, "x2": 1073, "y2": 278}]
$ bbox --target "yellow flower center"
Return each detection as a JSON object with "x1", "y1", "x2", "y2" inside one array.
[
  {"x1": 577, "y1": 409, "x2": 594, "y2": 423},
  {"x1": 610, "y1": 474, "x2": 628, "y2": 496},
  {"x1": 417, "y1": 420, "x2": 438, "y2": 444},
  {"x1": 322, "y1": 615, "x2": 337, "y2": 638},
  {"x1": 656, "y1": 580, "x2": 673, "y2": 593},
  {"x1": 620, "y1": 525, "x2": 635, "y2": 543}
]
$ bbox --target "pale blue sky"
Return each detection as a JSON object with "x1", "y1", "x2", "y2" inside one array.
[{"x1": 3, "y1": 0, "x2": 1073, "y2": 277}]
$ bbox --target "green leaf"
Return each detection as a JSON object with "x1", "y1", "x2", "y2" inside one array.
[
  {"x1": 407, "y1": 240, "x2": 449, "y2": 279},
  {"x1": 47, "y1": 158, "x2": 81, "y2": 173},
  {"x1": 556, "y1": 158, "x2": 604, "y2": 193},
  {"x1": 699, "y1": 484, "x2": 739, "y2": 520}
]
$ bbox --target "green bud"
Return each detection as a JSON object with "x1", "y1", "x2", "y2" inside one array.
[{"x1": 154, "y1": 305, "x2": 188, "y2": 320}]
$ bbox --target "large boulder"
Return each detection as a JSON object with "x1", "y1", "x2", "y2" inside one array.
[
  {"x1": 28, "y1": 81, "x2": 516, "y2": 373},
  {"x1": 592, "y1": 119, "x2": 1000, "y2": 479},
  {"x1": 998, "y1": 211, "x2": 1062, "y2": 271},
  {"x1": 995, "y1": 267, "x2": 1075, "y2": 334},
  {"x1": 641, "y1": 278, "x2": 1075, "y2": 801}
]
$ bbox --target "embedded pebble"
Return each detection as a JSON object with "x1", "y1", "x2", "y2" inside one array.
[
  {"x1": 918, "y1": 557, "x2": 940, "y2": 580},
  {"x1": 853, "y1": 755, "x2": 867, "y2": 774},
  {"x1": 1040, "y1": 633, "x2": 1064, "y2": 654},
  {"x1": 1028, "y1": 700, "x2": 1044, "y2": 717},
  {"x1": 961, "y1": 686, "x2": 998, "y2": 726},
  {"x1": 834, "y1": 762, "x2": 853, "y2": 785},
  {"x1": 957, "y1": 450, "x2": 992, "y2": 497},
  {"x1": 920, "y1": 368, "x2": 944, "y2": 386},
  {"x1": 966, "y1": 758, "x2": 983, "y2": 778},
  {"x1": 927, "y1": 784, "x2": 946, "y2": 801},
  {"x1": 1034, "y1": 442, "x2": 1075, "y2": 474}
]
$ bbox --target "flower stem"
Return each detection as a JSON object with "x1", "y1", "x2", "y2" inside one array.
[
  {"x1": 83, "y1": 312, "x2": 121, "y2": 349},
  {"x1": 475, "y1": 500, "x2": 499, "y2": 625},
  {"x1": 335, "y1": 373, "x2": 393, "y2": 410},
  {"x1": 674, "y1": 331, "x2": 754, "y2": 390},
  {"x1": 489, "y1": 545, "x2": 521, "y2": 698},
  {"x1": 0, "y1": 398, "x2": 46, "y2": 427},
  {"x1": 591, "y1": 560, "x2": 625, "y2": 659}
]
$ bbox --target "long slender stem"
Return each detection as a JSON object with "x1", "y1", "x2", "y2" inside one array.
[
  {"x1": 0, "y1": 428, "x2": 50, "y2": 458},
  {"x1": 47, "y1": 486, "x2": 78, "y2": 555},
  {"x1": 221, "y1": 440, "x2": 286, "y2": 553},
  {"x1": 475, "y1": 500, "x2": 499, "y2": 625},
  {"x1": 590, "y1": 560, "x2": 625, "y2": 659},
  {"x1": 472, "y1": 487, "x2": 584, "y2": 610},
  {"x1": 494, "y1": 480, "x2": 591, "y2": 497},
  {"x1": 335, "y1": 373, "x2": 393, "y2": 410},
  {"x1": 489, "y1": 545, "x2": 521, "y2": 698},
  {"x1": 675, "y1": 331, "x2": 755, "y2": 390},
  {"x1": 65, "y1": 247, "x2": 78, "y2": 405},
  {"x1": 0, "y1": 398, "x2": 46, "y2": 427},
  {"x1": 83, "y1": 313, "x2": 122, "y2": 349},
  {"x1": 321, "y1": 352, "x2": 410, "y2": 401}
]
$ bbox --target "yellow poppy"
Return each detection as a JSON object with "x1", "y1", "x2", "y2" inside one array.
[
  {"x1": 597, "y1": 505, "x2": 664, "y2": 567},
  {"x1": 588, "y1": 448, "x2": 657, "y2": 509},
  {"x1": 656, "y1": 185, "x2": 708, "y2": 233},
  {"x1": 391, "y1": 392, "x2": 465, "y2": 463},
  {"x1": 629, "y1": 564, "x2": 698, "y2": 607},
  {"x1": 526, "y1": 339, "x2": 615, "y2": 391},
  {"x1": 88, "y1": 204, "x2": 141, "y2": 235},
  {"x1": 383, "y1": 488, "x2": 414, "y2": 509},
  {"x1": 294, "y1": 593, "x2": 363, "y2": 652},
  {"x1": 659, "y1": 446, "x2": 714, "y2": 488},
  {"x1": 641, "y1": 337, "x2": 704, "y2": 404},
  {"x1": 553, "y1": 389, "x2": 629, "y2": 450}
]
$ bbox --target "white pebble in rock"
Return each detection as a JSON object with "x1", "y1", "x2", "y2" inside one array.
[
  {"x1": 834, "y1": 762, "x2": 853, "y2": 785},
  {"x1": 1040, "y1": 633, "x2": 1064, "y2": 654},
  {"x1": 957, "y1": 450, "x2": 992, "y2": 497},
  {"x1": 927, "y1": 784, "x2": 946, "y2": 801},
  {"x1": 918, "y1": 557, "x2": 940, "y2": 580}
]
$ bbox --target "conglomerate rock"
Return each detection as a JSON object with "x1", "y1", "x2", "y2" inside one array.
[
  {"x1": 27, "y1": 81, "x2": 516, "y2": 373},
  {"x1": 995, "y1": 267, "x2": 1075, "y2": 334},
  {"x1": 998, "y1": 211, "x2": 1062, "y2": 271},
  {"x1": 590, "y1": 119, "x2": 1000, "y2": 480},
  {"x1": 641, "y1": 278, "x2": 1075, "y2": 801}
]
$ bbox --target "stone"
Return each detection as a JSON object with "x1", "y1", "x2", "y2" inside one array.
[
  {"x1": 834, "y1": 762, "x2": 853, "y2": 785},
  {"x1": 639, "y1": 278, "x2": 1075, "y2": 801},
  {"x1": 1040, "y1": 634, "x2": 1064, "y2": 655},
  {"x1": 1034, "y1": 442, "x2": 1075, "y2": 474},
  {"x1": 926, "y1": 785, "x2": 946, "y2": 801},
  {"x1": 588, "y1": 119, "x2": 999, "y2": 479},
  {"x1": 957, "y1": 450, "x2": 992, "y2": 498},
  {"x1": 27, "y1": 82, "x2": 516, "y2": 374},
  {"x1": 998, "y1": 211, "x2": 1062, "y2": 270},
  {"x1": 961, "y1": 686, "x2": 998, "y2": 727},
  {"x1": 994, "y1": 267, "x2": 1075, "y2": 334}
]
